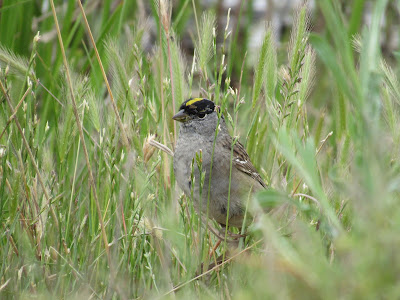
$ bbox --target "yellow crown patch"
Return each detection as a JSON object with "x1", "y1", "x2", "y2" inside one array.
[{"x1": 185, "y1": 98, "x2": 203, "y2": 106}]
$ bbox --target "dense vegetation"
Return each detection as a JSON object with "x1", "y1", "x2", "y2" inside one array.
[{"x1": 0, "y1": 0, "x2": 399, "y2": 299}]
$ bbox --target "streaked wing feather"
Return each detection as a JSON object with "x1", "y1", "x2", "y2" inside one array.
[{"x1": 222, "y1": 136, "x2": 267, "y2": 189}]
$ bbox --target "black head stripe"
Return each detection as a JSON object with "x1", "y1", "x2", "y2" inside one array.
[{"x1": 180, "y1": 98, "x2": 215, "y2": 116}]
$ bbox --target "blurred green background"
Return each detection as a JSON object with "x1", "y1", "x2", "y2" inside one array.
[{"x1": 1, "y1": 0, "x2": 400, "y2": 299}]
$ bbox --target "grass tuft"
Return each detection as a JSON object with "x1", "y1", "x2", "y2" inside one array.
[{"x1": 1, "y1": 0, "x2": 400, "y2": 299}]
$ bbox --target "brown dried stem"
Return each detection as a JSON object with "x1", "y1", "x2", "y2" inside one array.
[{"x1": 49, "y1": 0, "x2": 110, "y2": 264}]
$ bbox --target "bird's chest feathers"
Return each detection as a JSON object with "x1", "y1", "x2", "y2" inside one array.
[{"x1": 175, "y1": 134, "x2": 214, "y2": 167}]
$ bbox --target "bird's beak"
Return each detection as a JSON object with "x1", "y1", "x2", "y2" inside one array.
[{"x1": 172, "y1": 109, "x2": 188, "y2": 122}]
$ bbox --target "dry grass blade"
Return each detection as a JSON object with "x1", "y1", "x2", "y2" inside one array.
[
  {"x1": 0, "y1": 279, "x2": 11, "y2": 292},
  {"x1": 0, "y1": 86, "x2": 31, "y2": 140},
  {"x1": 77, "y1": 0, "x2": 130, "y2": 150},
  {"x1": 163, "y1": 239, "x2": 263, "y2": 296},
  {"x1": 49, "y1": 0, "x2": 110, "y2": 264},
  {"x1": 0, "y1": 80, "x2": 60, "y2": 233},
  {"x1": 149, "y1": 139, "x2": 174, "y2": 157}
]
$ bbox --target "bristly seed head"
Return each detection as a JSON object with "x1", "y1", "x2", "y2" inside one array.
[{"x1": 159, "y1": 0, "x2": 171, "y2": 35}]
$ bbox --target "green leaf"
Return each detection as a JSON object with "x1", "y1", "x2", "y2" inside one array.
[{"x1": 257, "y1": 190, "x2": 311, "y2": 212}]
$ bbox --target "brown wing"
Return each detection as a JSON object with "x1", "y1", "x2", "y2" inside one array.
[{"x1": 221, "y1": 136, "x2": 267, "y2": 189}]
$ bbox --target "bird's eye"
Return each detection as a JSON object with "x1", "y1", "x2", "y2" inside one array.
[{"x1": 198, "y1": 113, "x2": 206, "y2": 119}]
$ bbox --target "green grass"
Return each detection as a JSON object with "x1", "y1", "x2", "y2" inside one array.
[{"x1": 1, "y1": 0, "x2": 400, "y2": 299}]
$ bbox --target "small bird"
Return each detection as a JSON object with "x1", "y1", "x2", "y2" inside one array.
[{"x1": 173, "y1": 98, "x2": 267, "y2": 228}]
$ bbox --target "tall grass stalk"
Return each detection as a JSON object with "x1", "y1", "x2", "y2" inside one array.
[
  {"x1": 49, "y1": 0, "x2": 110, "y2": 265},
  {"x1": 1, "y1": 0, "x2": 400, "y2": 298},
  {"x1": 77, "y1": 0, "x2": 130, "y2": 150}
]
